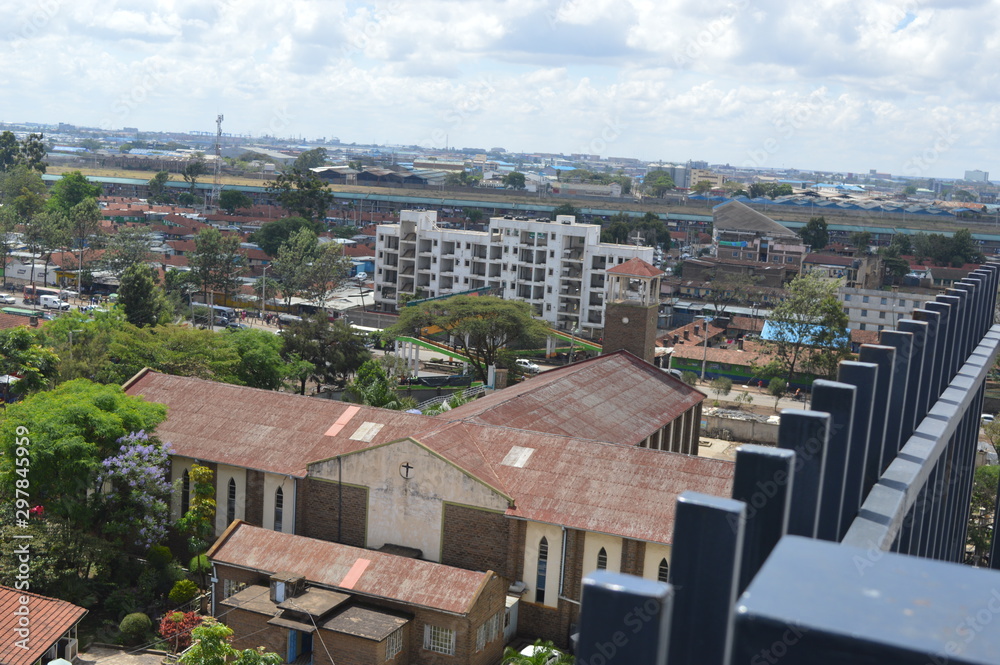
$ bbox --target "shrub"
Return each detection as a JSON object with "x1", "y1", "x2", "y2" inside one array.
[
  {"x1": 681, "y1": 370, "x2": 699, "y2": 386},
  {"x1": 159, "y1": 611, "x2": 202, "y2": 652},
  {"x1": 119, "y1": 612, "x2": 152, "y2": 645},
  {"x1": 168, "y1": 579, "x2": 199, "y2": 606},
  {"x1": 147, "y1": 545, "x2": 173, "y2": 568},
  {"x1": 189, "y1": 554, "x2": 210, "y2": 575}
]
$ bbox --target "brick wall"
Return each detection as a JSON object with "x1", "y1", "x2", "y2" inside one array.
[
  {"x1": 296, "y1": 477, "x2": 368, "y2": 547},
  {"x1": 621, "y1": 539, "x2": 645, "y2": 576},
  {"x1": 245, "y1": 470, "x2": 264, "y2": 526},
  {"x1": 602, "y1": 301, "x2": 659, "y2": 363},
  {"x1": 441, "y1": 504, "x2": 512, "y2": 577},
  {"x1": 312, "y1": 631, "x2": 379, "y2": 665},
  {"x1": 223, "y1": 607, "x2": 286, "y2": 657}
]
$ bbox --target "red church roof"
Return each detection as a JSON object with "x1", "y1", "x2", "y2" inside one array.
[{"x1": 607, "y1": 257, "x2": 663, "y2": 278}]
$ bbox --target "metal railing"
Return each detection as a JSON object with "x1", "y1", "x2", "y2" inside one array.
[{"x1": 577, "y1": 264, "x2": 1000, "y2": 664}]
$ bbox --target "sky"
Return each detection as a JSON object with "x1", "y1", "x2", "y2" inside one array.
[{"x1": 2, "y1": 0, "x2": 999, "y2": 179}]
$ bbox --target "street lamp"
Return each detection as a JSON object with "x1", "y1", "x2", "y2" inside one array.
[{"x1": 696, "y1": 315, "x2": 711, "y2": 381}]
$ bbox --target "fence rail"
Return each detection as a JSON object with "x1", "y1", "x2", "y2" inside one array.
[{"x1": 578, "y1": 263, "x2": 1000, "y2": 664}]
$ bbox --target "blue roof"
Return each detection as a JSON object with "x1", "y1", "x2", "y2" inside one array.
[{"x1": 761, "y1": 320, "x2": 850, "y2": 348}]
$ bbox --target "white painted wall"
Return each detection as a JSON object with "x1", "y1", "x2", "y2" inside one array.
[
  {"x1": 311, "y1": 440, "x2": 508, "y2": 562},
  {"x1": 643, "y1": 543, "x2": 673, "y2": 583},
  {"x1": 523, "y1": 522, "x2": 563, "y2": 608},
  {"x1": 214, "y1": 464, "x2": 247, "y2": 535},
  {"x1": 582, "y1": 532, "x2": 623, "y2": 581},
  {"x1": 262, "y1": 473, "x2": 296, "y2": 534}
]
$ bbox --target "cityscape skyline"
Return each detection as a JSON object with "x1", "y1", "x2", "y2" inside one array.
[{"x1": 3, "y1": 1, "x2": 997, "y2": 179}]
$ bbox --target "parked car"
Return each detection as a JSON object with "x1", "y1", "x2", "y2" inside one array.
[
  {"x1": 39, "y1": 295, "x2": 70, "y2": 310},
  {"x1": 982, "y1": 414, "x2": 994, "y2": 426},
  {"x1": 0, "y1": 294, "x2": 15, "y2": 305},
  {"x1": 516, "y1": 359, "x2": 540, "y2": 374},
  {"x1": 227, "y1": 321, "x2": 250, "y2": 331}
]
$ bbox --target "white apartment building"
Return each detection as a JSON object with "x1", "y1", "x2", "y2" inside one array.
[
  {"x1": 840, "y1": 286, "x2": 937, "y2": 332},
  {"x1": 374, "y1": 210, "x2": 653, "y2": 334}
]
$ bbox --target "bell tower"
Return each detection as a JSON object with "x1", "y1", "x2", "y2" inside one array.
[{"x1": 602, "y1": 258, "x2": 663, "y2": 364}]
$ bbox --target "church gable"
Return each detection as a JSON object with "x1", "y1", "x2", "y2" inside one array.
[{"x1": 309, "y1": 438, "x2": 510, "y2": 562}]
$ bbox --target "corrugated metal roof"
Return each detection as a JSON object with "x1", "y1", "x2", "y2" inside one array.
[
  {"x1": 442, "y1": 351, "x2": 704, "y2": 446},
  {"x1": 209, "y1": 523, "x2": 491, "y2": 615},
  {"x1": 0, "y1": 586, "x2": 87, "y2": 665},
  {"x1": 417, "y1": 423, "x2": 734, "y2": 544},
  {"x1": 124, "y1": 371, "x2": 434, "y2": 477}
]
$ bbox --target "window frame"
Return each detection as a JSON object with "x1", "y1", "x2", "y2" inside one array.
[
  {"x1": 386, "y1": 628, "x2": 403, "y2": 660},
  {"x1": 423, "y1": 625, "x2": 456, "y2": 655},
  {"x1": 274, "y1": 486, "x2": 284, "y2": 532}
]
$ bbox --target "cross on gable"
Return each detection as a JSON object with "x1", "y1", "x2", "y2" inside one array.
[{"x1": 399, "y1": 461, "x2": 414, "y2": 479}]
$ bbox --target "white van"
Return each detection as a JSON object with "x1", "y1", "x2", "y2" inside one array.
[{"x1": 39, "y1": 295, "x2": 69, "y2": 310}]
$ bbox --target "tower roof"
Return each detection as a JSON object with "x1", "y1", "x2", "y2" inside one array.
[{"x1": 606, "y1": 257, "x2": 663, "y2": 278}]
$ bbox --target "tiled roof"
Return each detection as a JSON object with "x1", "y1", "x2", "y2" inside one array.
[
  {"x1": 0, "y1": 313, "x2": 45, "y2": 331},
  {"x1": 0, "y1": 586, "x2": 86, "y2": 665},
  {"x1": 208, "y1": 522, "x2": 493, "y2": 615},
  {"x1": 804, "y1": 253, "x2": 854, "y2": 267},
  {"x1": 441, "y1": 351, "x2": 704, "y2": 447},
  {"x1": 606, "y1": 257, "x2": 663, "y2": 278}
]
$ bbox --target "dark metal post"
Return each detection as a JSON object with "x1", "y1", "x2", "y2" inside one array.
[
  {"x1": 578, "y1": 571, "x2": 672, "y2": 665},
  {"x1": 668, "y1": 492, "x2": 745, "y2": 665},
  {"x1": 732, "y1": 445, "x2": 796, "y2": 592},
  {"x1": 836, "y1": 361, "x2": 878, "y2": 538},
  {"x1": 857, "y1": 345, "x2": 895, "y2": 496},
  {"x1": 810, "y1": 380, "x2": 856, "y2": 541}
]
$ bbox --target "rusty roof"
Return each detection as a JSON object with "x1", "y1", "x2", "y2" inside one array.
[
  {"x1": 606, "y1": 257, "x2": 663, "y2": 278},
  {"x1": 441, "y1": 351, "x2": 704, "y2": 446},
  {"x1": 0, "y1": 586, "x2": 87, "y2": 665},
  {"x1": 123, "y1": 370, "x2": 435, "y2": 477},
  {"x1": 208, "y1": 522, "x2": 493, "y2": 615},
  {"x1": 415, "y1": 423, "x2": 734, "y2": 544}
]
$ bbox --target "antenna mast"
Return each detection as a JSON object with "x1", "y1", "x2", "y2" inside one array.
[{"x1": 211, "y1": 114, "x2": 224, "y2": 207}]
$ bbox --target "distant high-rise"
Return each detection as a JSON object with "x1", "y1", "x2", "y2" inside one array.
[{"x1": 964, "y1": 169, "x2": 989, "y2": 182}]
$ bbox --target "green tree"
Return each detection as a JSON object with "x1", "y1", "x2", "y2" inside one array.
[
  {"x1": 388, "y1": 295, "x2": 549, "y2": 383},
  {"x1": 0, "y1": 380, "x2": 166, "y2": 527},
  {"x1": 767, "y1": 378, "x2": 788, "y2": 412},
  {"x1": 902, "y1": 184, "x2": 918, "y2": 196},
  {"x1": 175, "y1": 464, "x2": 215, "y2": 556},
  {"x1": 761, "y1": 271, "x2": 850, "y2": 383},
  {"x1": 102, "y1": 226, "x2": 155, "y2": 277},
  {"x1": 343, "y1": 359, "x2": 417, "y2": 410},
  {"x1": 0, "y1": 326, "x2": 59, "y2": 396},
  {"x1": 691, "y1": 180, "x2": 714, "y2": 195},
  {"x1": 266, "y1": 168, "x2": 334, "y2": 223},
  {"x1": 445, "y1": 170, "x2": 482, "y2": 187},
  {"x1": 642, "y1": 170, "x2": 676, "y2": 197},
  {"x1": 711, "y1": 376, "x2": 733, "y2": 400},
  {"x1": 0, "y1": 131, "x2": 19, "y2": 172},
  {"x1": 225, "y1": 328, "x2": 296, "y2": 390},
  {"x1": 850, "y1": 231, "x2": 872, "y2": 253},
  {"x1": 148, "y1": 171, "x2": 173, "y2": 204},
  {"x1": 968, "y1": 464, "x2": 999, "y2": 564},
  {"x1": 119, "y1": 263, "x2": 172, "y2": 327},
  {"x1": 952, "y1": 189, "x2": 977, "y2": 202},
  {"x1": 293, "y1": 147, "x2": 328, "y2": 171},
  {"x1": 551, "y1": 203, "x2": 581, "y2": 220},
  {"x1": 502, "y1": 171, "x2": 526, "y2": 190},
  {"x1": 281, "y1": 317, "x2": 370, "y2": 394},
  {"x1": 463, "y1": 207, "x2": 484, "y2": 227},
  {"x1": 47, "y1": 171, "x2": 102, "y2": 214},
  {"x1": 502, "y1": 639, "x2": 573, "y2": 664},
  {"x1": 249, "y1": 216, "x2": 320, "y2": 257},
  {"x1": 0, "y1": 131, "x2": 46, "y2": 173},
  {"x1": 705, "y1": 271, "x2": 761, "y2": 319},
  {"x1": 182, "y1": 155, "x2": 208, "y2": 194},
  {"x1": 219, "y1": 189, "x2": 253, "y2": 214},
  {"x1": 0, "y1": 164, "x2": 46, "y2": 205},
  {"x1": 179, "y1": 617, "x2": 283, "y2": 665},
  {"x1": 797, "y1": 216, "x2": 829, "y2": 250},
  {"x1": 69, "y1": 197, "x2": 102, "y2": 293},
  {"x1": 271, "y1": 228, "x2": 320, "y2": 307},
  {"x1": 189, "y1": 228, "x2": 245, "y2": 319},
  {"x1": 23, "y1": 209, "x2": 69, "y2": 287}
]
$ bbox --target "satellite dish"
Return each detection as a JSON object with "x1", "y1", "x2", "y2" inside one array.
[{"x1": 356, "y1": 271, "x2": 368, "y2": 281}]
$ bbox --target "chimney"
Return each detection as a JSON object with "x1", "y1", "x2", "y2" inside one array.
[
  {"x1": 738, "y1": 338, "x2": 744, "y2": 351},
  {"x1": 683, "y1": 330, "x2": 690, "y2": 341},
  {"x1": 672, "y1": 335, "x2": 679, "y2": 345},
  {"x1": 694, "y1": 324, "x2": 700, "y2": 335}
]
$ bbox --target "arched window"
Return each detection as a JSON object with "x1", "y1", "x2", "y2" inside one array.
[
  {"x1": 535, "y1": 537, "x2": 548, "y2": 603},
  {"x1": 597, "y1": 547, "x2": 608, "y2": 571},
  {"x1": 274, "y1": 487, "x2": 284, "y2": 532},
  {"x1": 658, "y1": 558, "x2": 669, "y2": 583},
  {"x1": 226, "y1": 478, "x2": 237, "y2": 525},
  {"x1": 181, "y1": 470, "x2": 190, "y2": 516}
]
